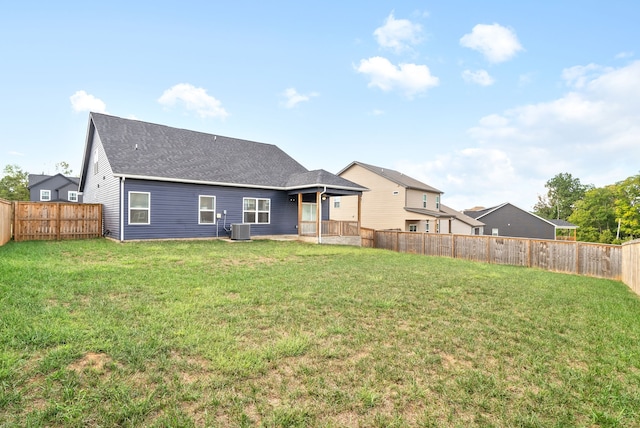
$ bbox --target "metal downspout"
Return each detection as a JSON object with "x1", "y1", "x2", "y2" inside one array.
[{"x1": 120, "y1": 177, "x2": 125, "y2": 241}]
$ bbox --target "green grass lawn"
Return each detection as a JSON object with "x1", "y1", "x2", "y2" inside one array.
[{"x1": 1, "y1": 239, "x2": 639, "y2": 427}]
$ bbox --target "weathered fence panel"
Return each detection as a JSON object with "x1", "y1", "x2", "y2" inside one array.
[
  {"x1": 0, "y1": 198, "x2": 12, "y2": 246},
  {"x1": 360, "y1": 228, "x2": 375, "y2": 248},
  {"x1": 490, "y1": 237, "x2": 529, "y2": 266},
  {"x1": 453, "y1": 235, "x2": 489, "y2": 263},
  {"x1": 372, "y1": 230, "x2": 622, "y2": 280},
  {"x1": 622, "y1": 239, "x2": 640, "y2": 296},
  {"x1": 13, "y1": 202, "x2": 102, "y2": 242},
  {"x1": 424, "y1": 234, "x2": 453, "y2": 257},
  {"x1": 398, "y1": 232, "x2": 423, "y2": 254}
]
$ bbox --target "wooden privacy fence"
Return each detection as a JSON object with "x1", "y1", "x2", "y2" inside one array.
[
  {"x1": 13, "y1": 202, "x2": 102, "y2": 242},
  {"x1": 0, "y1": 198, "x2": 12, "y2": 246},
  {"x1": 370, "y1": 230, "x2": 622, "y2": 280},
  {"x1": 622, "y1": 239, "x2": 640, "y2": 296}
]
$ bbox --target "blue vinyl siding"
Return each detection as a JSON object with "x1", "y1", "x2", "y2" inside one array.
[{"x1": 122, "y1": 180, "x2": 298, "y2": 240}]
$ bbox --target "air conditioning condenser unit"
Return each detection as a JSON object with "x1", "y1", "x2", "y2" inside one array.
[{"x1": 230, "y1": 223, "x2": 251, "y2": 240}]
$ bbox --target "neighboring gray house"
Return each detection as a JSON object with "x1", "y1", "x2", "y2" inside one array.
[
  {"x1": 464, "y1": 202, "x2": 577, "y2": 240},
  {"x1": 78, "y1": 113, "x2": 366, "y2": 241},
  {"x1": 28, "y1": 174, "x2": 82, "y2": 202}
]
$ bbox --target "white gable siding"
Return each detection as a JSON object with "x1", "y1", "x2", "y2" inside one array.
[{"x1": 81, "y1": 132, "x2": 121, "y2": 238}]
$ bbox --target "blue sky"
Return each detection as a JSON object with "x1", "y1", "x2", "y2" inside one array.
[{"x1": 1, "y1": 1, "x2": 639, "y2": 211}]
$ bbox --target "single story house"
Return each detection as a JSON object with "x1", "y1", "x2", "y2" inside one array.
[
  {"x1": 78, "y1": 113, "x2": 366, "y2": 242},
  {"x1": 28, "y1": 174, "x2": 82, "y2": 202},
  {"x1": 464, "y1": 202, "x2": 578, "y2": 240},
  {"x1": 330, "y1": 161, "x2": 484, "y2": 235}
]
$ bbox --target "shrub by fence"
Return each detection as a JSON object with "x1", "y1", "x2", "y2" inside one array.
[
  {"x1": 12, "y1": 202, "x2": 102, "y2": 242},
  {"x1": 369, "y1": 230, "x2": 622, "y2": 280},
  {"x1": 0, "y1": 198, "x2": 12, "y2": 246}
]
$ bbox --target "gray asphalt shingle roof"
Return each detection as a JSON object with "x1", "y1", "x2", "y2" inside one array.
[
  {"x1": 340, "y1": 161, "x2": 443, "y2": 194},
  {"x1": 88, "y1": 113, "x2": 365, "y2": 191}
]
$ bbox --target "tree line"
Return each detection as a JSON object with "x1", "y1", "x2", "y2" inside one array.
[{"x1": 534, "y1": 172, "x2": 640, "y2": 244}]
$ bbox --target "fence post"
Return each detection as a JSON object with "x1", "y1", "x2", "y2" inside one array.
[{"x1": 486, "y1": 236, "x2": 491, "y2": 263}]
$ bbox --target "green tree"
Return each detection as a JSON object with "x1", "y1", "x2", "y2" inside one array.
[
  {"x1": 0, "y1": 164, "x2": 29, "y2": 201},
  {"x1": 614, "y1": 173, "x2": 640, "y2": 241},
  {"x1": 534, "y1": 173, "x2": 592, "y2": 220},
  {"x1": 568, "y1": 185, "x2": 617, "y2": 243}
]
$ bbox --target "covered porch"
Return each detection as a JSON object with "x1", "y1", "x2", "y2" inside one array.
[{"x1": 285, "y1": 170, "x2": 366, "y2": 243}]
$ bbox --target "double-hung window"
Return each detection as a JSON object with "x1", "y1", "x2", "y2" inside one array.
[
  {"x1": 68, "y1": 191, "x2": 78, "y2": 202},
  {"x1": 425, "y1": 220, "x2": 430, "y2": 233},
  {"x1": 199, "y1": 195, "x2": 216, "y2": 224},
  {"x1": 333, "y1": 196, "x2": 341, "y2": 209},
  {"x1": 40, "y1": 190, "x2": 51, "y2": 201},
  {"x1": 422, "y1": 194, "x2": 427, "y2": 208},
  {"x1": 243, "y1": 198, "x2": 270, "y2": 224},
  {"x1": 436, "y1": 195, "x2": 440, "y2": 210},
  {"x1": 409, "y1": 224, "x2": 417, "y2": 232},
  {"x1": 129, "y1": 192, "x2": 150, "y2": 225}
]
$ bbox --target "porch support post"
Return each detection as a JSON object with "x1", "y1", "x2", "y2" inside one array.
[
  {"x1": 316, "y1": 191, "x2": 321, "y2": 240},
  {"x1": 297, "y1": 193, "x2": 302, "y2": 236},
  {"x1": 357, "y1": 193, "x2": 362, "y2": 235}
]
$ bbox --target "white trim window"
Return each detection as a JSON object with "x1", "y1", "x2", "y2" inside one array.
[
  {"x1": 492, "y1": 228, "x2": 499, "y2": 236},
  {"x1": 129, "y1": 192, "x2": 150, "y2": 225},
  {"x1": 40, "y1": 189, "x2": 51, "y2": 201},
  {"x1": 199, "y1": 195, "x2": 216, "y2": 224},
  {"x1": 243, "y1": 197, "x2": 270, "y2": 224},
  {"x1": 423, "y1": 194, "x2": 427, "y2": 208},
  {"x1": 68, "y1": 191, "x2": 78, "y2": 202},
  {"x1": 425, "y1": 220, "x2": 430, "y2": 233},
  {"x1": 436, "y1": 195, "x2": 440, "y2": 210},
  {"x1": 333, "y1": 196, "x2": 341, "y2": 209},
  {"x1": 409, "y1": 224, "x2": 417, "y2": 232}
]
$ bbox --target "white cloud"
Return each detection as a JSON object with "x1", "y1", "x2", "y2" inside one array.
[
  {"x1": 615, "y1": 51, "x2": 634, "y2": 59},
  {"x1": 356, "y1": 56, "x2": 439, "y2": 97},
  {"x1": 70, "y1": 90, "x2": 107, "y2": 113},
  {"x1": 460, "y1": 23, "x2": 523, "y2": 63},
  {"x1": 158, "y1": 83, "x2": 228, "y2": 119},
  {"x1": 373, "y1": 12, "x2": 423, "y2": 53},
  {"x1": 395, "y1": 61, "x2": 640, "y2": 211},
  {"x1": 462, "y1": 69, "x2": 495, "y2": 86},
  {"x1": 281, "y1": 88, "x2": 319, "y2": 109},
  {"x1": 561, "y1": 63, "x2": 612, "y2": 89}
]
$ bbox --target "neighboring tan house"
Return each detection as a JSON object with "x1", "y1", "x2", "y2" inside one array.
[
  {"x1": 330, "y1": 161, "x2": 484, "y2": 234},
  {"x1": 464, "y1": 202, "x2": 577, "y2": 240},
  {"x1": 78, "y1": 113, "x2": 366, "y2": 242},
  {"x1": 28, "y1": 174, "x2": 82, "y2": 202}
]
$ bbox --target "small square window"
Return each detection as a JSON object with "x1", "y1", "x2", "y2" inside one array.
[
  {"x1": 68, "y1": 191, "x2": 78, "y2": 202},
  {"x1": 40, "y1": 190, "x2": 51, "y2": 201},
  {"x1": 409, "y1": 224, "x2": 417, "y2": 232},
  {"x1": 333, "y1": 196, "x2": 341, "y2": 209}
]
